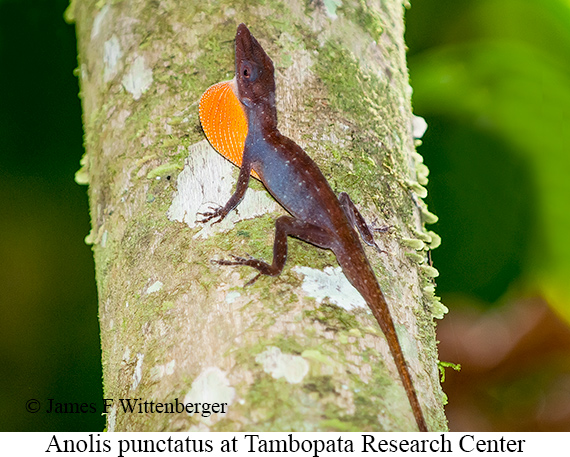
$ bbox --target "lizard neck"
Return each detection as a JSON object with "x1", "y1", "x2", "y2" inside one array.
[{"x1": 242, "y1": 95, "x2": 278, "y2": 135}]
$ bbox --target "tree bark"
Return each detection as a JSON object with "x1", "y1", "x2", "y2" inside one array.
[{"x1": 71, "y1": 0, "x2": 448, "y2": 431}]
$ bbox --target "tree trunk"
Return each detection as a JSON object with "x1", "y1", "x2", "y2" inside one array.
[{"x1": 70, "y1": 0, "x2": 448, "y2": 431}]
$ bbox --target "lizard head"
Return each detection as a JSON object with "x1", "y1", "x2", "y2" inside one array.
[{"x1": 235, "y1": 23, "x2": 276, "y2": 109}]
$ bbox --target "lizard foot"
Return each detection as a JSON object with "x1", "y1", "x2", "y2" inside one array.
[
  {"x1": 197, "y1": 205, "x2": 227, "y2": 224},
  {"x1": 212, "y1": 255, "x2": 263, "y2": 287}
]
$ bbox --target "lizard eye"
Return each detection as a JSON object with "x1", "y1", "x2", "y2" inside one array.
[{"x1": 240, "y1": 62, "x2": 257, "y2": 81}]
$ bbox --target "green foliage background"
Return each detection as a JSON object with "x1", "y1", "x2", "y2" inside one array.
[
  {"x1": 0, "y1": 0, "x2": 103, "y2": 431},
  {"x1": 406, "y1": 0, "x2": 570, "y2": 320}
]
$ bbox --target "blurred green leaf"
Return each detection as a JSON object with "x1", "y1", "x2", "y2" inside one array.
[{"x1": 408, "y1": 1, "x2": 570, "y2": 321}]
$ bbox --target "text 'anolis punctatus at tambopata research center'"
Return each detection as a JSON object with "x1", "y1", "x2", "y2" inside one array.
[{"x1": 198, "y1": 23, "x2": 428, "y2": 432}]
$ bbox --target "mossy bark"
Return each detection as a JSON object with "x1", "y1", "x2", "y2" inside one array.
[{"x1": 71, "y1": 0, "x2": 448, "y2": 431}]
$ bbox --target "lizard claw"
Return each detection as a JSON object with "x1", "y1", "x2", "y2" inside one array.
[
  {"x1": 371, "y1": 223, "x2": 393, "y2": 234},
  {"x1": 211, "y1": 255, "x2": 263, "y2": 286},
  {"x1": 373, "y1": 244, "x2": 389, "y2": 255},
  {"x1": 212, "y1": 254, "x2": 243, "y2": 266},
  {"x1": 197, "y1": 205, "x2": 226, "y2": 225},
  {"x1": 369, "y1": 222, "x2": 391, "y2": 254},
  {"x1": 244, "y1": 273, "x2": 262, "y2": 287}
]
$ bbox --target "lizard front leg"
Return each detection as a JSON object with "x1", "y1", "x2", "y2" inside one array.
[{"x1": 197, "y1": 157, "x2": 253, "y2": 224}]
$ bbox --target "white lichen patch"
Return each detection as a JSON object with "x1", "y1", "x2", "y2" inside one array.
[
  {"x1": 146, "y1": 280, "x2": 163, "y2": 294},
  {"x1": 412, "y1": 115, "x2": 428, "y2": 139},
  {"x1": 122, "y1": 55, "x2": 153, "y2": 100},
  {"x1": 101, "y1": 230, "x2": 108, "y2": 248},
  {"x1": 323, "y1": 0, "x2": 343, "y2": 19},
  {"x1": 292, "y1": 266, "x2": 366, "y2": 310},
  {"x1": 167, "y1": 140, "x2": 277, "y2": 237},
  {"x1": 91, "y1": 4, "x2": 110, "y2": 40},
  {"x1": 106, "y1": 404, "x2": 117, "y2": 432},
  {"x1": 103, "y1": 35, "x2": 122, "y2": 82},
  {"x1": 150, "y1": 359, "x2": 176, "y2": 382},
  {"x1": 165, "y1": 359, "x2": 176, "y2": 374},
  {"x1": 225, "y1": 291, "x2": 241, "y2": 303},
  {"x1": 183, "y1": 367, "x2": 235, "y2": 423},
  {"x1": 255, "y1": 346, "x2": 309, "y2": 384},
  {"x1": 131, "y1": 353, "x2": 144, "y2": 390}
]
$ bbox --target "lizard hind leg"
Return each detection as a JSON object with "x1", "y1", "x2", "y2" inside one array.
[
  {"x1": 214, "y1": 215, "x2": 337, "y2": 285},
  {"x1": 338, "y1": 192, "x2": 388, "y2": 254}
]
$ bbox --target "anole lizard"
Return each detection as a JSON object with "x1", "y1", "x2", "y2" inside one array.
[{"x1": 198, "y1": 23, "x2": 428, "y2": 432}]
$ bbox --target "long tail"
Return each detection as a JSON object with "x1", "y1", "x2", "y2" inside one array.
[
  {"x1": 369, "y1": 289, "x2": 428, "y2": 431},
  {"x1": 337, "y1": 244, "x2": 428, "y2": 431}
]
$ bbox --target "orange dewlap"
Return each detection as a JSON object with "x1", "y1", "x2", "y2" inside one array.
[{"x1": 199, "y1": 79, "x2": 260, "y2": 180}]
